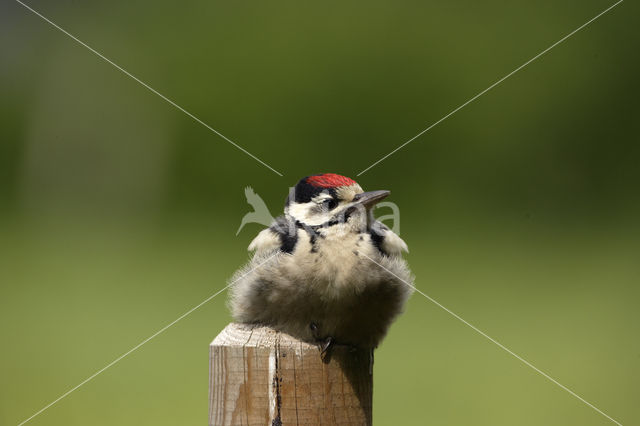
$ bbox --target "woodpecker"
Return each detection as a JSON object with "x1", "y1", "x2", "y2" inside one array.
[{"x1": 228, "y1": 173, "x2": 414, "y2": 352}]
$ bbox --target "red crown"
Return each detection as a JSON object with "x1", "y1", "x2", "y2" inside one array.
[{"x1": 306, "y1": 173, "x2": 357, "y2": 188}]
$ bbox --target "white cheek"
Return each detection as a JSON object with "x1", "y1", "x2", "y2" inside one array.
[{"x1": 287, "y1": 203, "x2": 332, "y2": 226}]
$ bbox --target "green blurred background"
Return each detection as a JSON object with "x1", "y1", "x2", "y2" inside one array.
[{"x1": 1, "y1": 0, "x2": 638, "y2": 424}]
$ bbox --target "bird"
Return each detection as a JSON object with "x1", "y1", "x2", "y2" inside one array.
[
  {"x1": 235, "y1": 186, "x2": 275, "y2": 236},
  {"x1": 228, "y1": 173, "x2": 414, "y2": 353}
]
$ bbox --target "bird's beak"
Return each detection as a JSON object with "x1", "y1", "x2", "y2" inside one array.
[{"x1": 352, "y1": 190, "x2": 390, "y2": 209}]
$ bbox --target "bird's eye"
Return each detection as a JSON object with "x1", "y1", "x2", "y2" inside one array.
[{"x1": 323, "y1": 199, "x2": 338, "y2": 210}]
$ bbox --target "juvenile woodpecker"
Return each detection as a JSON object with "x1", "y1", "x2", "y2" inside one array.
[{"x1": 229, "y1": 173, "x2": 414, "y2": 351}]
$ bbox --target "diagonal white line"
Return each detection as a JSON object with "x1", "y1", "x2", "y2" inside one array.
[
  {"x1": 361, "y1": 252, "x2": 623, "y2": 425},
  {"x1": 17, "y1": 252, "x2": 280, "y2": 426},
  {"x1": 14, "y1": 0, "x2": 284, "y2": 177},
  {"x1": 357, "y1": 0, "x2": 623, "y2": 176}
]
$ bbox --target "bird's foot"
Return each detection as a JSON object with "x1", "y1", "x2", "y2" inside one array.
[
  {"x1": 319, "y1": 336, "x2": 334, "y2": 362},
  {"x1": 309, "y1": 322, "x2": 334, "y2": 362}
]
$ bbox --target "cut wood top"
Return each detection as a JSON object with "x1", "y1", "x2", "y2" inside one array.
[
  {"x1": 211, "y1": 322, "x2": 316, "y2": 349},
  {"x1": 209, "y1": 323, "x2": 373, "y2": 426}
]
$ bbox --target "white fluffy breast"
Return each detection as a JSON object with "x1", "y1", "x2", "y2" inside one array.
[{"x1": 273, "y1": 224, "x2": 381, "y2": 299}]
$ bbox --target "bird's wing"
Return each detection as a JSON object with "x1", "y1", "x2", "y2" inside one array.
[
  {"x1": 248, "y1": 216, "x2": 299, "y2": 254},
  {"x1": 371, "y1": 221, "x2": 408, "y2": 255},
  {"x1": 248, "y1": 228, "x2": 281, "y2": 253}
]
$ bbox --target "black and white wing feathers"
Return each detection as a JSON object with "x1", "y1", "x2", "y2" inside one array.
[
  {"x1": 248, "y1": 215, "x2": 299, "y2": 254},
  {"x1": 369, "y1": 220, "x2": 408, "y2": 256}
]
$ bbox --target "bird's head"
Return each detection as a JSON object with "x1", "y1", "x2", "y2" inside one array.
[{"x1": 284, "y1": 173, "x2": 389, "y2": 229}]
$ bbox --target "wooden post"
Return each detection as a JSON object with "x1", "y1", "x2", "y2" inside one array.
[{"x1": 209, "y1": 323, "x2": 373, "y2": 425}]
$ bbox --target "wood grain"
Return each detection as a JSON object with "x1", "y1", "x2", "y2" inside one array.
[{"x1": 209, "y1": 323, "x2": 373, "y2": 425}]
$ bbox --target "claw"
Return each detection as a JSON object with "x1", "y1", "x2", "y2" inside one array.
[
  {"x1": 320, "y1": 336, "x2": 334, "y2": 361},
  {"x1": 309, "y1": 322, "x2": 334, "y2": 361},
  {"x1": 320, "y1": 336, "x2": 333, "y2": 354}
]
